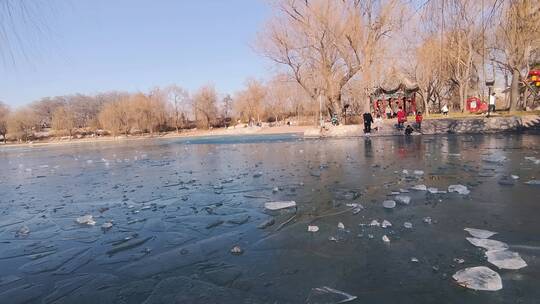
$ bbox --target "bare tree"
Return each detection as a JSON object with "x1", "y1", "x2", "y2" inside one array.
[
  {"x1": 494, "y1": 0, "x2": 540, "y2": 111},
  {"x1": 128, "y1": 91, "x2": 167, "y2": 135},
  {"x1": 221, "y1": 94, "x2": 233, "y2": 119},
  {"x1": 192, "y1": 84, "x2": 218, "y2": 129},
  {"x1": 437, "y1": 0, "x2": 486, "y2": 112},
  {"x1": 166, "y1": 85, "x2": 190, "y2": 133},
  {"x1": 51, "y1": 105, "x2": 77, "y2": 138},
  {"x1": 7, "y1": 107, "x2": 38, "y2": 142},
  {"x1": 258, "y1": 0, "x2": 402, "y2": 118},
  {"x1": 0, "y1": 101, "x2": 9, "y2": 143},
  {"x1": 30, "y1": 97, "x2": 66, "y2": 128},
  {"x1": 99, "y1": 97, "x2": 130, "y2": 136},
  {"x1": 234, "y1": 78, "x2": 267, "y2": 123},
  {"x1": 264, "y1": 74, "x2": 294, "y2": 123},
  {"x1": 410, "y1": 35, "x2": 448, "y2": 115},
  {"x1": 68, "y1": 94, "x2": 106, "y2": 130}
]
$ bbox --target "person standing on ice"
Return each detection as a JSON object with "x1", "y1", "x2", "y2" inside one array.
[
  {"x1": 363, "y1": 112, "x2": 374, "y2": 133},
  {"x1": 415, "y1": 111, "x2": 423, "y2": 130},
  {"x1": 385, "y1": 104, "x2": 393, "y2": 119},
  {"x1": 396, "y1": 107, "x2": 406, "y2": 130},
  {"x1": 373, "y1": 114, "x2": 383, "y2": 131}
]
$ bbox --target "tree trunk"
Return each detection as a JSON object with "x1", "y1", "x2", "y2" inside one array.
[
  {"x1": 509, "y1": 68, "x2": 520, "y2": 112},
  {"x1": 363, "y1": 96, "x2": 371, "y2": 113},
  {"x1": 423, "y1": 93, "x2": 430, "y2": 116},
  {"x1": 459, "y1": 83, "x2": 466, "y2": 113},
  {"x1": 328, "y1": 93, "x2": 343, "y2": 118}
]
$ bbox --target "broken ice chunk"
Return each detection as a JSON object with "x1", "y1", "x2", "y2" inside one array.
[
  {"x1": 381, "y1": 220, "x2": 392, "y2": 228},
  {"x1": 101, "y1": 222, "x2": 113, "y2": 231},
  {"x1": 411, "y1": 185, "x2": 427, "y2": 191},
  {"x1": 308, "y1": 225, "x2": 319, "y2": 233},
  {"x1": 15, "y1": 226, "x2": 30, "y2": 238},
  {"x1": 395, "y1": 195, "x2": 411, "y2": 205},
  {"x1": 382, "y1": 235, "x2": 390, "y2": 243},
  {"x1": 464, "y1": 228, "x2": 497, "y2": 239},
  {"x1": 524, "y1": 156, "x2": 540, "y2": 165},
  {"x1": 466, "y1": 237, "x2": 509, "y2": 251},
  {"x1": 382, "y1": 200, "x2": 396, "y2": 209},
  {"x1": 427, "y1": 187, "x2": 439, "y2": 194},
  {"x1": 452, "y1": 266, "x2": 502, "y2": 291},
  {"x1": 403, "y1": 222, "x2": 413, "y2": 229},
  {"x1": 337, "y1": 222, "x2": 345, "y2": 230},
  {"x1": 264, "y1": 201, "x2": 296, "y2": 211},
  {"x1": 448, "y1": 184, "x2": 470, "y2": 195},
  {"x1": 369, "y1": 220, "x2": 381, "y2": 227},
  {"x1": 306, "y1": 286, "x2": 357, "y2": 304},
  {"x1": 485, "y1": 250, "x2": 527, "y2": 270},
  {"x1": 483, "y1": 154, "x2": 506, "y2": 163},
  {"x1": 230, "y1": 246, "x2": 243, "y2": 255},
  {"x1": 75, "y1": 215, "x2": 96, "y2": 226},
  {"x1": 346, "y1": 203, "x2": 364, "y2": 214}
]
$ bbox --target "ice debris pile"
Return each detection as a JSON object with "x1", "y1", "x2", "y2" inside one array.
[{"x1": 453, "y1": 227, "x2": 527, "y2": 291}]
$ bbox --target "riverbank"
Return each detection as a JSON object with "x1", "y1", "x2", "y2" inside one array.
[{"x1": 1, "y1": 114, "x2": 539, "y2": 148}]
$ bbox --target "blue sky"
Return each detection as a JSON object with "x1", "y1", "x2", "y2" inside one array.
[{"x1": 0, "y1": 0, "x2": 272, "y2": 106}]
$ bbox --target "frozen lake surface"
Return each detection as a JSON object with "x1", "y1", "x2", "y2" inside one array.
[{"x1": 0, "y1": 133, "x2": 539, "y2": 303}]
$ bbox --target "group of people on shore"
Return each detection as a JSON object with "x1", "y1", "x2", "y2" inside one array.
[{"x1": 363, "y1": 106, "x2": 423, "y2": 135}]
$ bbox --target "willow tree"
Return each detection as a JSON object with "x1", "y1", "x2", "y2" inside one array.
[
  {"x1": 495, "y1": 0, "x2": 540, "y2": 111},
  {"x1": 167, "y1": 85, "x2": 190, "y2": 133},
  {"x1": 192, "y1": 85, "x2": 218, "y2": 129},
  {"x1": 258, "y1": 0, "x2": 402, "y2": 118},
  {"x1": 7, "y1": 107, "x2": 38, "y2": 142},
  {"x1": 51, "y1": 106, "x2": 77, "y2": 138},
  {"x1": 233, "y1": 78, "x2": 267, "y2": 123},
  {"x1": 0, "y1": 101, "x2": 9, "y2": 142},
  {"x1": 99, "y1": 98, "x2": 131, "y2": 136},
  {"x1": 439, "y1": 0, "x2": 487, "y2": 112},
  {"x1": 412, "y1": 36, "x2": 448, "y2": 115}
]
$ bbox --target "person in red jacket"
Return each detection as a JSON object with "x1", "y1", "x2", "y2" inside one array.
[
  {"x1": 415, "y1": 111, "x2": 423, "y2": 130},
  {"x1": 396, "y1": 107, "x2": 406, "y2": 130}
]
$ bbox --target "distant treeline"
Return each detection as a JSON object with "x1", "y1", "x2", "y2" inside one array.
[{"x1": 0, "y1": 78, "x2": 324, "y2": 142}]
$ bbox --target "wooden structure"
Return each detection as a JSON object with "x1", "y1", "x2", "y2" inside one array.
[{"x1": 370, "y1": 76, "x2": 420, "y2": 116}]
